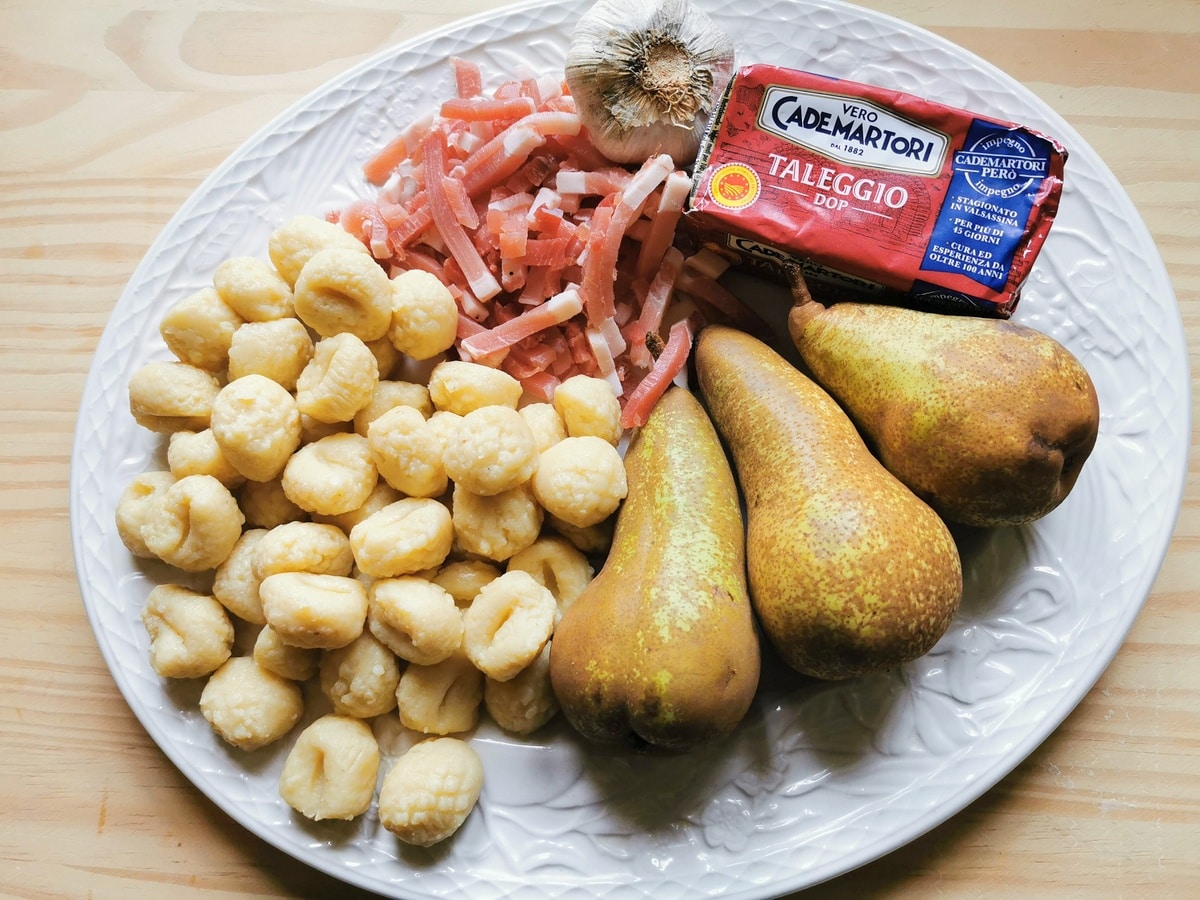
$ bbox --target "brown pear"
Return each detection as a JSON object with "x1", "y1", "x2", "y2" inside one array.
[
  {"x1": 786, "y1": 269, "x2": 1100, "y2": 527},
  {"x1": 549, "y1": 385, "x2": 760, "y2": 750},
  {"x1": 694, "y1": 325, "x2": 962, "y2": 680}
]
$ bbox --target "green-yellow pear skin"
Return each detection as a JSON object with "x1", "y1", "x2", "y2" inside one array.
[
  {"x1": 787, "y1": 278, "x2": 1100, "y2": 528},
  {"x1": 694, "y1": 325, "x2": 962, "y2": 681},
  {"x1": 549, "y1": 385, "x2": 760, "y2": 751}
]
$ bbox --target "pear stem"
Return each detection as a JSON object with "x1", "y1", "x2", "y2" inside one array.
[{"x1": 784, "y1": 261, "x2": 824, "y2": 331}]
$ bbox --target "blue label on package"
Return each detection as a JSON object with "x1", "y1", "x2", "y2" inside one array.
[{"x1": 921, "y1": 120, "x2": 1056, "y2": 291}]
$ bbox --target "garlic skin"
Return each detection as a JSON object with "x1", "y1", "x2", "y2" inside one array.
[{"x1": 565, "y1": 0, "x2": 735, "y2": 166}]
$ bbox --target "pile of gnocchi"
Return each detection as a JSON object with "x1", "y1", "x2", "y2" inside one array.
[{"x1": 115, "y1": 213, "x2": 629, "y2": 846}]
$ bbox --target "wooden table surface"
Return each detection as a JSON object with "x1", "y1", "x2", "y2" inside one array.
[{"x1": 2, "y1": 1, "x2": 1196, "y2": 897}]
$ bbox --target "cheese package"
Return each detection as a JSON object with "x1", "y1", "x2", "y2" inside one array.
[{"x1": 686, "y1": 65, "x2": 1068, "y2": 317}]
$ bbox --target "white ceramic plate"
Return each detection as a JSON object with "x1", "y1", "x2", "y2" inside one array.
[{"x1": 71, "y1": 0, "x2": 1189, "y2": 897}]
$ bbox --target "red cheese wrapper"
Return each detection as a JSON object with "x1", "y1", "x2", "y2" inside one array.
[{"x1": 685, "y1": 65, "x2": 1068, "y2": 317}]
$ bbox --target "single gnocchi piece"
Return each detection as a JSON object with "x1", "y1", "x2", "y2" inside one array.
[
  {"x1": 353, "y1": 379, "x2": 433, "y2": 436},
  {"x1": 268, "y1": 214, "x2": 372, "y2": 288},
  {"x1": 367, "y1": 405, "x2": 448, "y2": 499},
  {"x1": 115, "y1": 471, "x2": 176, "y2": 559},
  {"x1": 367, "y1": 576, "x2": 463, "y2": 666},
  {"x1": 451, "y1": 482, "x2": 542, "y2": 563},
  {"x1": 432, "y1": 559, "x2": 502, "y2": 608},
  {"x1": 552, "y1": 374, "x2": 623, "y2": 445},
  {"x1": 140, "y1": 474, "x2": 245, "y2": 572},
  {"x1": 484, "y1": 643, "x2": 558, "y2": 736},
  {"x1": 279, "y1": 714, "x2": 381, "y2": 822},
  {"x1": 213, "y1": 255, "x2": 295, "y2": 322},
  {"x1": 253, "y1": 624, "x2": 319, "y2": 682},
  {"x1": 159, "y1": 286, "x2": 244, "y2": 373},
  {"x1": 141, "y1": 584, "x2": 234, "y2": 679},
  {"x1": 259, "y1": 572, "x2": 368, "y2": 650},
  {"x1": 226, "y1": 318, "x2": 314, "y2": 391},
  {"x1": 395, "y1": 650, "x2": 483, "y2": 735},
  {"x1": 427, "y1": 360, "x2": 521, "y2": 414},
  {"x1": 377, "y1": 737, "x2": 483, "y2": 847},
  {"x1": 518, "y1": 402, "x2": 567, "y2": 454},
  {"x1": 211, "y1": 374, "x2": 302, "y2": 482},
  {"x1": 388, "y1": 268, "x2": 458, "y2": 361},
  {"x1": 167, "y1": 429, "x2": 245, "y2": 490},
  {"x1": 319, "y1": 630, "x2": 401, "y2": 719},
  {"x1": 251, "y1": 521, "x2": 355, "y2": 580},
  {"x1": 349, "y1": 498, "x2": 454, "y2": 578},
  {"x1": 128, "y1": 361, "x2": 222, "y2": 433},
  {"x1": 212, "y1": 528, "x2": 269, "y2": 624},
  {"x1": 280, "y1": 432, "x2": 378, "y2": 517},
  {"x1": 531, "y1": 436, "x2": 627, "y2": 529},
  {"x1": 200, "y1": 656, "x2": 304, "y2": 751},
  {"x1": 505, "y1": 535, "x2": 594, "y2": 616},
  {"x1": 237, "y1": 477, "x2": 307, "y2": 529},
  {"x1": 441, "y1": 405, "x2": 538, "y2": 497},
  {"x1": 293, "y1": 247, "x2": 393, "y2": 341},
  {"x1": 295, "y1": 332, "x2": 379, "y2": 424},
  {"x1": 462, "y1": 570, "x2": 556, "y2": 682}
]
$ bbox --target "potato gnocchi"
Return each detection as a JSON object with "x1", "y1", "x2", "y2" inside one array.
[
  {"x1": 280, "y1": 432, "x2": 378, "y2": 516},
  {"x1": 396, "y1": 649, "x2": 484, "y2": 736},
  {"x1": 211, "y1": 375, "x2": 301, "y2": 482},
  {"x1": 484, "y1": 643, "x2": 558, "y2": 736},
  {"x1": 441, "y1": 405, "x2": 538, "y2": 497},
  {"x1": 388, "y1": 268, "x2": 458, "y2": 361},
  {"x1": 350, "y1": 497, "x2": 454, "y2": 578},
  {"x1": 128, "y1": 361, "x2": 221, "y2": 434},
  {"x1": 279, "y1": 715, "x2": 381, "y2": 822},
  {"x1": 531, "y1": 435, "x2": 628, "y2": 528},
  {"x1": 552, "y1": 374, "x2": 623, "y2": 445},
  {"x1": 428, "y1": 359, "x2": 521, "y2": 414},
  {"x1": 199, "y1": 656, "x2": 304, "y2": 752},
  {"x1": 367, "y1": 404, "x2": 447, "y2": 499},
  {"x1": 378, "y1": 738, "x2": 483, "y2": 847},
  {"x1": 140, "y1": 474, "x2": 245, "y2": 573},
  {"x1": 115, "y1": 471, "x2": 176, "y2": 559},
  {"x1": 259, "y1": 571, "x2": 368, "y2": 650},
  {"x1": 319, "y1": 631, "x2": 401, "y2": 719},
  {"x1": 214, "y1": 256, "x2": 295, "y2": 322},
  {"x1": 251, "y1": 520, "x2": 354, "y2": 579},
  {"x1": 159, "y1": 287, "x2": 243, "y2": 373},
  {"x1": 295, "y1": 332, "x2": 379, "y2": 425},
  {"x1": 227, "y1": 318, "x2": 313, "y2": 390},
  {"x1": 451, "y1": 481, "x2": 543, "y2": 563},
  {"x1": 462, "y1": 570, "x2": 557, "y2": 682},
  {"x1": 293, "y1": 247, "x2": 393, "y2": 341},
  {"x1": 368, "y1": 576, "x2": 463, "y2": 666},
  {"x1": 141, "y1": 584, "x2": 234, "y2": 679},
  {"x1": 121, "y1": 214, "x2": 628, "y2": 842}
]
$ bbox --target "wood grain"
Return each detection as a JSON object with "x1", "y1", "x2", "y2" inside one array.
[{"x1": 1, "y1": 1, "x2": 1196, "y2": 897}]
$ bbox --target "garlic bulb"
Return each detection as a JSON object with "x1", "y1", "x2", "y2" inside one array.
[{"x1": 565, "y1": 0, "x2": 736, "y2": 166}]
